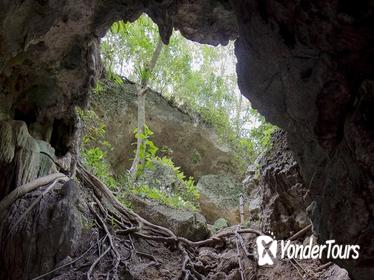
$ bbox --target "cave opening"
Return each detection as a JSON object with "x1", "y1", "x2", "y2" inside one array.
[
  {"x1": 0, "y1": 1, "x2": 373, "y2": 279},
  {"x1": 79, "y1": 13, "x2": 277, "y2": 222}
]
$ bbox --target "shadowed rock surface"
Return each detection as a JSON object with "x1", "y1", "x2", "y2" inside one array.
[
  {"x1": 245, "y1": 130, "x2": 310, "y2": 239},
  {"x1": 0, "y1": 120, "x2": 57, "y2": 198},
  {"x1": 233, "y1": 2, "x2": 374, "y2": 277},
  {"x1": 0, "y1": 180, "x2": 83, "y2": 279}
]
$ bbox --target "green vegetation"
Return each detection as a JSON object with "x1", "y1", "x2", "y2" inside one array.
[
  {"x1": 77, "y1": 108, "x2": 117, "y2": 190},
  {"x1": 101, "y1": 14, "x2": 277, "y2": 170},
  {"x1": 79, "y1": 107, "x2": 199, "y2": 211},
  {"x1": 212, "y1": 218, "x2": 229, "y2": 233},
  {"x1": 132, "y1": 126, "x2": 200, "y2": 211},
  {"x1": 130, "y1": 184, "x2": 198, "y2": 211}
]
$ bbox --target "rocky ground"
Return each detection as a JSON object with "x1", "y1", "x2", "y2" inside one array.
[{"x1": 0, "y1": 164, "x2": 350, "y2": 280}]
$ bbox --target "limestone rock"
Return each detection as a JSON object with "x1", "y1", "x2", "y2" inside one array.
[
  {"x1": 90, "y1": 79, "x2": 239, "y2": 179},
  {"x1": 233, "y1": 1, "x2": 374, "y2": 277},
  {"x1": 136, "y1": 159, "x2": 182, "y2": 195},
  {"x1": 0, "y1": 0, "x2": 373, "y2": 278},
  {"x1": 0, "y1": 120, "x2": 56, "y2": 199},
  {"x1": 245, "y1": 130, "x2": 310, "y2": 239},
  {"x1": 0, "y1": 180, "x2": 82, "y2": 279},
  {"x1": 320, "y1": 265, "x2": 351, "y2": 280},
  {"x1": 128, "y1": 195, "x2": 209, "y2": 241},
  {"x1": 196, "y1": 174, "x2": 243, "y2": 224},
  {"x1": 212, "y1": 218, "x2": 229, "y2": 233}
]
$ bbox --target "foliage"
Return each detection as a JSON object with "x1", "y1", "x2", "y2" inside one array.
[
  {"x1": 133, "y1": 126, "x2": 200, "y2": 210},
  {"x1": 101, "y1": 14, "x2": 277, "y2": 165},
  {"x1": 155, "y1": 156, "x2": 200, "y2": 203},
  {"x1": 79, "y1": 109, "x2": 199, "y2": 211},
  {"x1": 130, "y1": 184, "x2": 198, "y2": 211},
  {"x1": 248, "y1": 108, "x2": 278, "y2": 152},
  {"x1": 81, "y1": 147, "x2": 117, "y2": 189},
  {"x1": 212, "y1": 218, "x2": 229, "y2": 233},
  {"x1": 134, "y1": 125, "x2": 159, "y2": 175},
  {"x1": 77, "y1": 108, "x2": 117, "y2": 190}
]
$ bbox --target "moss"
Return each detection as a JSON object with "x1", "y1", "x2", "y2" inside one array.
[
  {"x1": 191, "y1": 149, "x2": 201, "y2": 165},
  {"x1": 80, "y1": 215, "x2": 94, "y2": 230},
  {"x1": 212, "y1": 218, "x2": 229, "y2": 233}
]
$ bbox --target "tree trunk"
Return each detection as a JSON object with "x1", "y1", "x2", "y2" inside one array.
[
  {"x1": 235, "y1": 92, "x2": 242, "y2": 138},
  {"x1": 129, "y1": 37, "x2": 164, "y2": 176}
]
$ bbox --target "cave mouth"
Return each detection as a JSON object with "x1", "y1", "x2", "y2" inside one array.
[{"x1": 0, "y1": 1, "x2": 373, "y2": 279}]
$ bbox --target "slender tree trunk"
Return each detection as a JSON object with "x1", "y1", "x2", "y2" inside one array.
[
  {"x1": 239, "y1": 193, "x2": 244, "y2": 225},
  {"x1": 130, "y1": 37, "x2": 164, "y2": 176},
  {"x1": 235, "y1": 92, "x2": 242, "y2": 138}
]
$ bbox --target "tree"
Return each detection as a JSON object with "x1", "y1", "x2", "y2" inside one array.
[{"x1": 129, "y1": 37, "x2": 164, "y2": 176}]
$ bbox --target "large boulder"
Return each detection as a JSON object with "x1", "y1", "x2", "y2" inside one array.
[
  {"x1": 0, "y1": 180, "x2": 83, "y2": 279},
  {"x1": 196, "y1": 174, "x2": 244, "y2": 224},
  {"x1": 128, "y1": 195, "x2": 209, "y2": 241},
  {"x1": 90, "y1": 79, "x2": 239, "y2": 179},
  {"x1": 244, "y1": 130, "x2": 310, "y2": 238}
]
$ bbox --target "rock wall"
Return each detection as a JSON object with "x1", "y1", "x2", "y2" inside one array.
[
  {"x1": 233, "y1": 1, "x2": 374, "y2": 278},
  {"x1": 89, "y1": 79, "x2": 239, "y2": 179},
  {"x1": 197, "y1": 174, "x2": 243, "y2": 224},
  {"x1": 0, "y1": 180, "x2": 83, "y2": 279},
  {"x1": 245, "y1": 130, "x2": 310, "y2": 239},
  {"x1": 0, "y1": 120, "x2": 57, "y2": 199}
]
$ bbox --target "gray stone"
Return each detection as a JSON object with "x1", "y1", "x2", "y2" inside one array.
[
  {"x1": 197, "y1": 174, "x2": 243, "y2": 224},
  {"x1": 0, "y1": 120, "x2": 56, "y2": 199},
  {"x1": 244, "y1": 130, "x2": 310, "y2": 238},
  {"x1": 212, "y1": 218, "x2": 229, "y2": 233},
  {"x1": 90, "y1": 79, "x2": 239, "y2": 179},
  {"x1": 136, "y1": 159, "x2": 181, "y2": 195},
  {"x1": 0, "y1": 180, "x2": 82, "y2": 279},
  {"x1": 320, "y1": 265, "x2": 351, "y2": 280},
  {"x1": 129, "y1": 195, "x2": 209, "y2": 241}
]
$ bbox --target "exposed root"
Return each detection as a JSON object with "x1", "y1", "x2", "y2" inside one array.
[
  {"x1": 0, "y1": 173, "x2": 68, "y2": 219},
  {"x1": 87, "y1": 203, "x2": 121, "y2": 280},
  {"x1": 0, "y1": 164, "x2": 341, "y2": 279},
  {"x1": 32, "y1": 237, "x2": 106, "y2": 280},
  {"x1": 235, "y1": 226, "x2": 246, "y2": 280},
  {"x1": 288, "y1": 224, "x2": 312, "y2": 241},
  {"x1": 75, "y1": 162, "x2": 266, "y2": 279},
  {"x1": 7, "y1": 177, "x2": 68, "y2": 238}
]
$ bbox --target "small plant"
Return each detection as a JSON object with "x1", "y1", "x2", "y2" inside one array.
[
  {"x1": 81, "y1": 147, "x2": 117, "y2": 190},
  {"x1": 155, "y1": 156, "x2": 200, "y2": 203},
  {"x1": 132, "y1": 126, "x2": 200, "y2": 210},
  {"x1": 78, "y1": 108, "x2": 117, "y2": 190},
  {"x1": 80, "y1": 111, "x2": 200, "y2": 212},
  {"x1": 130, "y1": 184, "x2": 198, "y2": 211},
  {"x1": 134, "y1": 125, "x2": 159, "y2": 176}
]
